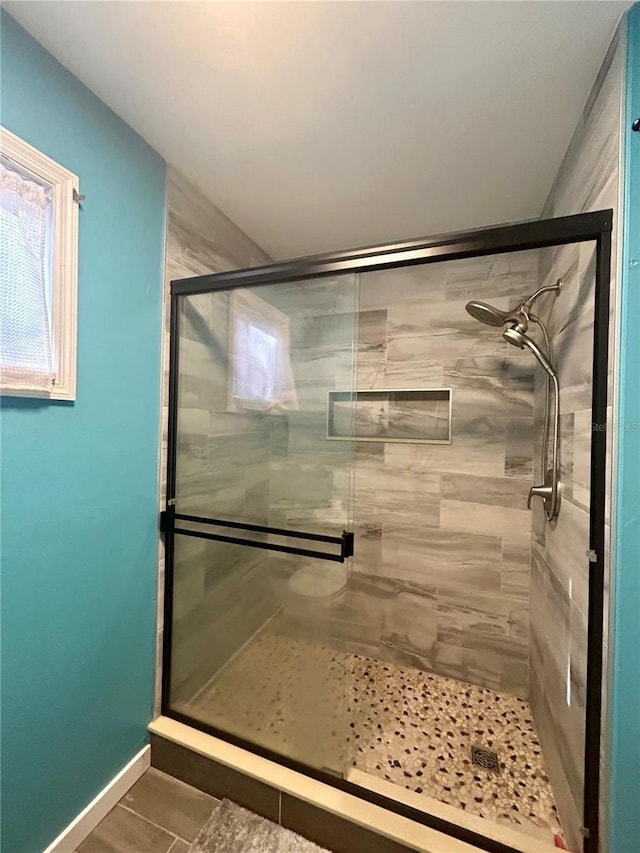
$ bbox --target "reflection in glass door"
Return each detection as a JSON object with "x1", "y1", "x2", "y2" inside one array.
[{"x1": 166, "y1": 273, "x2": 359, "y2": 775}]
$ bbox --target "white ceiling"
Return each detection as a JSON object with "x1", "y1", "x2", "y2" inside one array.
[{"x1": 5, "y1": 1, "x2": 628, "y2": 260}]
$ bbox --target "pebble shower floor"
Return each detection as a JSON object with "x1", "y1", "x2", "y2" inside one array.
[{"x1": 178, "y1": 630, "x2": 564, "y2": 844}]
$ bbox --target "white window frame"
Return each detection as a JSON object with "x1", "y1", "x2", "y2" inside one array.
[{"x1": 0, "y1": 126, "x2": 79, "y2": 400}]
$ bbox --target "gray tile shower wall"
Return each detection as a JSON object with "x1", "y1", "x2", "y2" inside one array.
[
  {"x1": 354, "y1": 255, "x2": 539, "y2": 696},
  {"x1": 157, "y1": 168, "x2": 273, "y2": 709},
  {"x1": 273, "y1": 252, "x2": 539, "y2": 697},
  {"x1": 531, "y1": 23, "x2": 625, "y2": 853},
  {"x1": 264, "y1": 276, "x2": 359, "y2": 542},
  {"x1": 170, "y1": 290, "x2": 279, "y2": 702}
]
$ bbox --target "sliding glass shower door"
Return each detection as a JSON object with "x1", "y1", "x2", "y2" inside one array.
[{"x1": 165, "y1": 273, "x2": 359, "y2": 775}]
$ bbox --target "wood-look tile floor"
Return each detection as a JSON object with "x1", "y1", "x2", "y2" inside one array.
[{"x1": 76, "y1": 768, "x2": 217, "y2": 853}]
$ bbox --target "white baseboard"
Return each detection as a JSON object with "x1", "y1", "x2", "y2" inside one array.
[{"x1": 42, "y1": 745, "x2": 151, "y2": 853}]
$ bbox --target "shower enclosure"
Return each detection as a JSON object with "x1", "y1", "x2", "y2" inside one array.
[{"x1": 161, "y1": 211, "x2": 612, "y2": 853}]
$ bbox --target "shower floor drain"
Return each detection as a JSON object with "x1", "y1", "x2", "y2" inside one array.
[{"x1": 471, "y1": 744, "x2": 500, "y2": 773}]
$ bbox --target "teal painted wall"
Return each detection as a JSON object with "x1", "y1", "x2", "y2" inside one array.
[
  {"x1": 0, "y1": 13, "x2": 166, "y2": 853},
  {"x1": 611, "y1": 4, "x2": 640, "y2": 852}
]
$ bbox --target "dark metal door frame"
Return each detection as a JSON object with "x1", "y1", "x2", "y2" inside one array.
[{"x1": 162, "y1": 210, "x2": 613, "y2": 853}]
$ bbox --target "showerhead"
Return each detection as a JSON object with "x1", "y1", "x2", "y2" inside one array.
[
  {"x1": 466, "y1": 280, "x2": 562, "y2": 331},
  {"x1": 464, "y1": 301, "x2": 511, "y2": 327},
  {"x1": 466, "y1": 281, "x2": 561, "y2": 379}
]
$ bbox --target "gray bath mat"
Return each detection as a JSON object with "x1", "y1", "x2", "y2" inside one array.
[{"x1": 189, "y1": 799, "x2": 329, "y2": 853}]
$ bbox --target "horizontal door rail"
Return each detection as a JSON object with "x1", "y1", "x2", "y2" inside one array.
[
  {"x1": 173, "y1": 513, "x2": 345, "y2": 546},
  {"x1": 173, "y1": 526, "x2": 351, "y2": 563},
  {"x1": 161, "y1": 509, "x2": 355, "y2": 563}
]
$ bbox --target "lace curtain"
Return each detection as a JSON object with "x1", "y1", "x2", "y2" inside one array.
[{"x1": 0, "y1": 159, "x2": 55, "y2": 390}]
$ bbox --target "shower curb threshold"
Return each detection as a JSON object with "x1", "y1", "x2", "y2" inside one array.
[
  {"x1": 149, "y1": 716, "x2": 554, "y2": 853},
  {"x1": 346, "y1": 768, "x2": 559, "y2": 853}
]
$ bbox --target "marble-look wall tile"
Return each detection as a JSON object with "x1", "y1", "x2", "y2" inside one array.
[
  {"x1": 265, "y1": 275, "x2": 358, "y2": 317},
  {"x1": 553, "y1": 305, "x2": 595, "y2": 415},
  {"x1": 274, "y1": 568, "x2": 526, "y2": 693},
  {"x1": 359, "y1": 264, "x2": 446, "y2": 310},
  {"x1": 177, "y1": 334, "x2": 222, "y2": 410},
  {"x1": 558, "y1": 412, "x2": 575, "y2": 502},
  {"x1": 384, "y1": 356, "x2": 445, "y2": 387},
  {"x1": 387, "y1": 301, "x2": 508, "y2": 362},
  {"x1": 441, "y1": 473, "x2": 530, "y2": 510},
  {"x1": 436, "y1": 589, "x2": 528, "y2": 663},
  {"x1": 531, "y1": 24, "x2": 624, "y2": 850},
  {"x1": 380, "y1": 524, "x2": 503, "y2": 588},
  {"x1": 539, "y1": 243, "x2": 594, "y2": 339},
  {"x1": 274, "y1": 253, "x2": 537, "y2": 696},
  {"x1": 171, "y1": 543, "x2": 275, "y2": 703},
  {"x1": 380, "y1": 581, "x2": 439, "y2": 665},
  {"x1": 385, "y1": 416, "x2": 507, "y2": 478},
  {"x1": 172, "y1": 536, "x2": 206, "y2": 622},
  {"x1": 355, "y1": 461, "x2": 441, "y2": 527},
  {"x1": 291, "y1": 310, "x2": 357, "y2": 354},
  {"x1": 443, "y1": 250, "x2": 539, "y2": 302},
  {"x1": 159, "y1": 168, "x2": 274, "y2": 707},
  {"x1": 505, "y1": 417, "x2": 535, "y2": 478},
  {"x1": 501, "y1": 540, "x2": 531, "y2": 598},
  {"x1": 387, "y1": 393, "x2": 450, "y2": 442},
  {"x1": 538, "y1": 496, "x2": 590, "y2": 624},
  {"x1": 268, "y1": 251, "x2": 537, "y2": 697},
  {"x1": 207, "y1": 413, "x2": 271, "y2": 470},
  {"x1": 431, "y1": 642, "x2": 503, "y2": 691},
  {"x1": 571, "y1": 408, "x2": 592, "y2": 511},
  {"x1": 166, "y1": 170, "x2": 271, "y2": 275},
  {"x1": 357, "y1": 309, "x2": 387, "y2": 357},
  {"x1": 444, "y1": 357, "x2": 534, "y2": 420},
  {"x1": 529, "y1": 545, "x2": 587, "y2": 852},
  {"x1": 353, "y1": 523, "x2": 383, "y2": 576},
  {"x1": 334, "y1": 397, "x2": 388, "y2": 439},
  {"x1": 176, "y1": 408, "x2": 209, "y2": 479},
  {"x1": 440, "y1": 499, "x2": 531, "y2": 540}
]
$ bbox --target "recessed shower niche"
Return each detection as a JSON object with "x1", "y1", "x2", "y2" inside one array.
[
  {"x1": 162, "y1": 212, "x2": 611, "y2": 853},
  {"x1": 327, "y1": 388, "x2": 452, "y2": 443}
]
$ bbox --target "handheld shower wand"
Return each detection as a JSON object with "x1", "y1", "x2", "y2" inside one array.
[
  {"x1": 465, "y1": 280, "x2": 562, "y2": 522},
  {"x1": 500, "y1": 322, "x2": 561, "y2": 522}
]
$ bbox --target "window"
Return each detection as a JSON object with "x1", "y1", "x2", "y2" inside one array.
[
  {"x1": 0, "y1": 126, "x2": 78, "y2": 400},
  {"x1": 234, "y1": 319, "x2": 279, "y2": 403},
  {"x1": 228, "y1": 289, "x2": 298, "y2": 413}
]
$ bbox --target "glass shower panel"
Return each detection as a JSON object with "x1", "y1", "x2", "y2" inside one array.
[
  {"x1": 340, "y1": 247, "x2": 595, "y2": 851},
  {"x1": 168, "y1": 274, "x2": 359, "y2": 775}
]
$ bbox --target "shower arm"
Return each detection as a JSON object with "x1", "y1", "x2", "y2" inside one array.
[
  {"x1": 521, "y1": 332, "x2": 560, "y2": 521},
  {"x1": 520, "y1": 282, "x2": 565, "y2": 312}
]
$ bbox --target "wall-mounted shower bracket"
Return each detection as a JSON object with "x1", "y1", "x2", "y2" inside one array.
[
  {"x1": 527, "y1": 468, "x2": 561, "y2": 522},
  {"x1": 527, "y1": 480, "x2": 553, "y2": 508}
]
